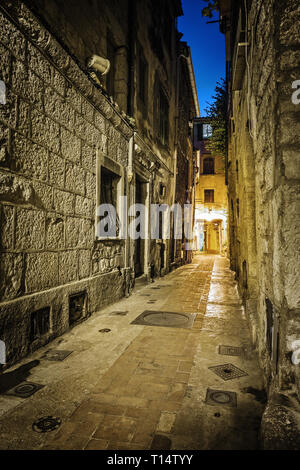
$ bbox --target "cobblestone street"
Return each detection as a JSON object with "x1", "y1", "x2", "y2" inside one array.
[{"x1": 0, "y1": 255, "x2": 265, "y2": 450}]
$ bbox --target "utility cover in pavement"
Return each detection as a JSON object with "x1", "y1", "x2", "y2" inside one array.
[
  {"x1": 109, "y1": 311, "x2": 128, "y2": 316},
  {"x1": 5, "y1": 382, "x2": 44, "y2": 398},
  {"x1": 131, "y1": 311, "x2": 196, "y2": 329},
  {"x1": 208, "y1": 363, "x2": 248, "y2": 381},
  {"x1": 219, "y1": 345, "x2": 244, "y2": 356},
  {"x1": 32, "y1": 416, "x2": 61, "y2": 433},
  {"x1": 205, "y1": 388, "x2": 237, "y2": 407},
  {"x1": 42, "y1": 350, "x2": 73, "y2": 361}
]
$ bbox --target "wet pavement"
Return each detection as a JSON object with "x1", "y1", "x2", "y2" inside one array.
[{"x1": 0, "y1": 255, "x2": 265, "y2": 450}]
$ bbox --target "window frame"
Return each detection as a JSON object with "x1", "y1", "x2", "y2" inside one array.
[
  {"x1": 204, "y1": 189, "x2": 214, "y2": 203},
  {"x1": 203, "y1": 157, "x2": 215, "y2": 175},
  {"x1": 202, "y1": 123, "x2": 213, "y2": 139},
  {"x1": 96, "y1": 150, "x2": 125, "y2": 240}
]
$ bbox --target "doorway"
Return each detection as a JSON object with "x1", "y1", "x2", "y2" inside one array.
[{"x1": 134, "y1": 176, "x2": 147, "y2": 278}]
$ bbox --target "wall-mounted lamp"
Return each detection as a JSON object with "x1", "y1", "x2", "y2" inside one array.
[{"x1": 87, "y1": 55, "x2": 111, "y2": 75}]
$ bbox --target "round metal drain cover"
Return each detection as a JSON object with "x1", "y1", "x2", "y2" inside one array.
[
  {"x1": 99, "y1": 328, "x2": 111, "y2": 333},
  {"x1": 32, "y1": 416, "x2": 61, "y2": 433},
  {"x1": 15, "y1": 383, "x2": 37, "y2": 396},
  {"x1": 143, "y1": 312, "x2": 189, "y2": 327},
  {"x1": 210, "y1": 391, "x2": 231, "y2": 404}
]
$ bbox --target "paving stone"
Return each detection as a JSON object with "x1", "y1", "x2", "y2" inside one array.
[
  {"x1": 0, "y1": 255, "x2": 265, "y2": 451},
  {"x1": 157, "y1": 412, "x2": 177, "y2": 433},
  {"x1": 93, "y1": 415, "x2": 137, "y2": 441},
  {"x1": 84, "y1": 439, "x2": 109, "y2": 450}
]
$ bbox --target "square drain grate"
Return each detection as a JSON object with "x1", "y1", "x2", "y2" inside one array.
[
  {"x1": 208, "y1": 363, "x2": 248, "y2": 381},
  {"x1": 5, "y1": 381, "x2": 44, "y2": 398},
  {"x1": 131, "y1": 311, "x2": 196, "y2": 329},
  {"x1": 205, "y1": 388, "x2": 237, "y2": 407},
  {"x1": 42, "y1": 350, "x2": 73, "y2": 361},
  {"x1": 219, "y1": 345, "x2": 244, "y2": 356}
]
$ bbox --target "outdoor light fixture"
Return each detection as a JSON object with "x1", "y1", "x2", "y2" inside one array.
[{"x1": 87, "y1": 54, "x2": 111, "y2": 75}]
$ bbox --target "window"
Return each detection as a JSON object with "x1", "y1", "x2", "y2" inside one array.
[
  {"x1": 106, "y1": 33, "x2": 116, "y2": 97},
  {"x1": 158, "y1": 88, "x2": 169, "y2": 146},
  {"x1": 236, "y1": 198, "x2": 240, "y2": 218},
  {"x1": 139, "y1": 51, "x2": 148, "y2": 105},
  {"x1": 202, "y1": 124, "x2": 212, "y2": 139},
  {"x1": 203, "y1": 157, "x2": 214, "y2": 175},
  {"x1": 204, "y1": 189, "x2": 214, "y2": 203},
  {"x1": 96, "y1": 152, "x2": 124, "y2": 239}
]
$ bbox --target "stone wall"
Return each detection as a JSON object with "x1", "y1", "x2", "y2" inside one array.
[
  {"x1": 224, "y1": 0, "x2": 300, "y2": 447},
  {"x1": 0, "y1": 0, "x2": 195, "y2": 368},
  {"x1": 0, "y1": 1, "x2": 133, "y2": 365}
]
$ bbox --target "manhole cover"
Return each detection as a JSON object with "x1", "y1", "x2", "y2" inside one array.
[
  {"x1": 208, "y1": 363, "x2": 248, "y2": 381},
  {"x1": 6, "y1": 382, "x2": 44, "y2": 398},
  {"x1": 219, "y1": 345, "x2": 243, "y2": 356},
  {"x1": 205, "y1": 389, "x2": 237, "y2": 407},
  {"x1": 99, "y1": 328, "x2": 111, "y2": 333},
  {"x1": 42, "y1": 350, "x2": 73, "y2": 361},
  {"x1": 32, "y1": 416, "x2": 61, "y2": 433},
  {"x1": 109, "y1": 311, "x2": 128, "y2": 316},
  {"x1": 131, "y1": 311, "x2": 196, "y2": 329}
]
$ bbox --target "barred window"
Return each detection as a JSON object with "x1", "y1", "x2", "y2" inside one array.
[{"x1": 203, "y1": 123, "x2": 212, "y2": 139}]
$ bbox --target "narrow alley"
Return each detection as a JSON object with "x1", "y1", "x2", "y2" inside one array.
[
  {"x1": 0, "y1": 255, "x2": 265, "y2": 450},
  {"x1": 0, "y1": 0, "x2": 299, "y2": 455}
]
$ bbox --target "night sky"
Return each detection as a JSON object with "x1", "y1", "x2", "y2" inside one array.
[{"x1": 178, "y1": 0, "x2": 226, "y2": 116}]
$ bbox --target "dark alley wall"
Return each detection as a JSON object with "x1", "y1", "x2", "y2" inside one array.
[{"x1": 220, "y1": 0, "x2": 300, "y2": 449}]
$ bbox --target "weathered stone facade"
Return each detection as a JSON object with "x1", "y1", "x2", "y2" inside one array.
[
  {"x1": 172, "y1": 42, "x2": 199, "y2": 267},
  {"x1": 0, "y1": 1, "x2": 199, "y2": 367},
  {"x1": 220, "y1": 0, "x2": 300, "y2": 448},
  {"x1": 193, "y1": 118, "x2": 228, "y2": 254}
]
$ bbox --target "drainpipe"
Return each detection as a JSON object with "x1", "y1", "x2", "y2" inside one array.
[
  {"x1": 128, "y1": 132, "x2": 134, "y2": 184},
  {"x1": 126, "y1": 132, "x2": 135, "y2": 294}
]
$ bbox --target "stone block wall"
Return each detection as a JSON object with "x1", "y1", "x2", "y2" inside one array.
[
  {"x1": 0, "y1": 2, "x2": 133, "y2": 366},
  {"x1": 227, "y1": 0, "x2": 300, "y2": 400}
]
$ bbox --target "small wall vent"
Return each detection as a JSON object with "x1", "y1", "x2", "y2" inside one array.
[{"x1": 69, "y1": 291, "x2": 87, "y2": 325}]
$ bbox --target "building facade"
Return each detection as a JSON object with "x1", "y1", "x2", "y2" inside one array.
[
  {"x1": 219, "y1": 0, "x2": 300, "y2": 448},
  {"x1": 0, "y1": 0, "x2": 199, "y2": 367},
  {"x1": 193, "y1": 118, "x2": 227, "y2": 254}
]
